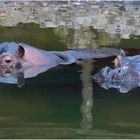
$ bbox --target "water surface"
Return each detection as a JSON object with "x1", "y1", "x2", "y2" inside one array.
[{"x1": 0, "y1": 1, "x2": 140, "y2": 138}]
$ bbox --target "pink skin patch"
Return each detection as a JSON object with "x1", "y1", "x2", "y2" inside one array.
[
  {"x1": 113, "y1": 56, "x2": 120, "y2": 68},
  {"x1": 122, "y1": 66, "x2": 129, "y2": 71}
]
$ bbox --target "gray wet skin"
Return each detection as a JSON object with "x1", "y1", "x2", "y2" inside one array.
[
  {"x1": 93, "y1": 51, "x2": 140, "y2": 93},
  {"x1": 0, "y1": 42, "x2": 121, "y2": 87}
]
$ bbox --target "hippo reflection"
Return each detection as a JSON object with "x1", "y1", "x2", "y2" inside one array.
[
  {"x1": 93, "y1": 51, "x2": 140, "y2": 93},
  {"x1": 0, "y1": 42, "x2": 121, "y2": 87}
]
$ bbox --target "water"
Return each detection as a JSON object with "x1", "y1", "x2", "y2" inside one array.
[
  {"x1": 0, "y1": 24, "x2": 139, "y2": 139},
  {"x1": 0, "y1": 1, "x2": 140, "y2": 138}
]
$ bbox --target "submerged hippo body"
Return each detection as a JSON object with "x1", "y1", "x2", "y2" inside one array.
[
  {"x1": 93, "y1": 51, "x2": 140, "y2": 93},
  {"x1": 0, "y1": 42, "x2": 121, "y2": 87}
]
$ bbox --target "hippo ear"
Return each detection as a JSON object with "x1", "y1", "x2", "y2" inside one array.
[
  {"x1": 120, "y1": 49, "x2": 126, "y2": 57},
  {"x1": 17, "y1": 45, "x2": 25, "y2": 58},
  {"x1": 17, "y1": 72, "x2": 25, "y2": 87}
]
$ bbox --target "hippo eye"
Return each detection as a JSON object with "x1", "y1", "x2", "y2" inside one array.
[
  {"x1": 118, "y1": 69, "x2": 122, "y2": 74},
  {"x1": 105, "y1": 68, "x2": 110, "y2": 75},
  {"x1": 106, "y1": 69, "x2": 110, "y2": 75}
]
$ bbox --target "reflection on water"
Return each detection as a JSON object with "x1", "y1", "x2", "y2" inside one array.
[
  {"x1": 0, "y1": 1, "x2": 140, "y2": 39},
  {"x1": 54, "y1": 27, "x2": 98, "y2": 49},
  {"x1": 0, "y1": 1, "x2": 140, "y2": 40},
  {"x1": 93, "y1": 50, "x2": 140, "y2": 93},
  {"x1": 0, "y1": 31, "x2": 139, "y2": 138},
  {"x1": 93, "y1": 66, "x2": 140, "y2": 94},
  {"x1": 80, "y1": 61, "x2": 93, "y2": 130},
  {"x1": 94, "y1": 71, "x2": 140, "y2": 94}
]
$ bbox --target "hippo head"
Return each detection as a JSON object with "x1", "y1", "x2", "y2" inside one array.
[
  {"x1": 0, "y1": 42, "x2": 25, "y2": 87},
  {"x1": 93, "y1": 66, "x2": 139, "y2": 93},
  {"x1": 0, "y1": 45, "x2": 24, "y2": 70}
]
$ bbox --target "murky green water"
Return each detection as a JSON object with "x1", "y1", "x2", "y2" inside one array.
[{"x1": 0, "y1": 24, "x2": 139, "y2": 138}]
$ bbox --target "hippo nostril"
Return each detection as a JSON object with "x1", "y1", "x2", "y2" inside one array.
[
  {"x1": 5, "y1": 70, "x2": 11, "y2": 74},
  {"x1": 106, "y1": 68, "x2": 110, "y2": 75},
  {"x1": 15, "y1": 63, "x2": 22, "y2": 69},
  {"x1": 5, "y1": 60, "x2": 11, "y2": 63}
]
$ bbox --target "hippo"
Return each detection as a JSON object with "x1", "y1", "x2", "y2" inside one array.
[
  {"x1": 0, "y1": 42, "x2": 122, "y2": 87},
  {"x1": 93, "y1": 50, "x2": 140, "y2": 93}
]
